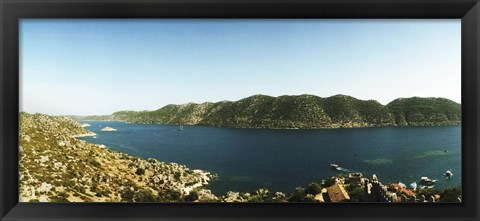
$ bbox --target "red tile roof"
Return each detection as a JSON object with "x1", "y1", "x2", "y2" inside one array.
[{"x1": 327, "y1": 184, "x2": 350, "y2": 202}]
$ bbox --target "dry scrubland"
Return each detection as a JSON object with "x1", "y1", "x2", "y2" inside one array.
[{"x1": 19, "y1": 113, "x2": 217, "y2": 202}]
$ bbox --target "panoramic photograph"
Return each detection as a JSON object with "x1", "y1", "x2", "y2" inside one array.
[{"x1": 19, "y1": 19, "x2": 461, "y2": 203}]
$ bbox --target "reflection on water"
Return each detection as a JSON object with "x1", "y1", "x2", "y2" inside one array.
[
  {"x1": 363, "y1": 158, "x2": 394, "y2": 165},
  {"x1": 414, "y1": 149, "x2": 451, "y2": 158}
]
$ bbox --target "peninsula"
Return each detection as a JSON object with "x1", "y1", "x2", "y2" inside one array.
[{"x1": 19, "y1": 113, "x2": 217, "y2": 202}]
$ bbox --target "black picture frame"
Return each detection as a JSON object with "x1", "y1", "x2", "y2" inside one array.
[{"x1": 1, "y1": 0, "x2": 479, "y2": 220}]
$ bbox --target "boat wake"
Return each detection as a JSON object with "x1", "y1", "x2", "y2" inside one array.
[{"x1": 330, "y1": 164, "x2": 355, "y2": 173}]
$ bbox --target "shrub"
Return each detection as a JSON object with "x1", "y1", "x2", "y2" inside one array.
[
  {"x1": 174, "y1": 172, "x2": 181, "y2": 180},
  {"x1": 136, "y1": 168, "x2": 145, "y2": 175},
  {"x1": 121, "y1": 190, "x2": 135, "y2": 202},
  {"x1": 58, "y1": 192, "x2": 69, "y2": 198},
  {"x1": 184, "y1": 191, "x2": 199, "y2": 202},
  {"x1": 50, "y1": 192, "x2": 70, "y2": 202},
  {"x1": 134, "y1": 189, "x2": 158, "y2": 202},
  {"x1": 90, "y1": 160, "x2": 101, "y2": 168},
  {"x1": 159, "y1": 189, "x2": 182, "y2": 202}
]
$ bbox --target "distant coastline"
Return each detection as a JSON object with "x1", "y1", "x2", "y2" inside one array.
[{"x1": 71, "y1": 94, "x2": 461, "y2": 129}]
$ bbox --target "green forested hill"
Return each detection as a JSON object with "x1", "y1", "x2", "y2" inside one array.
[
  {"x1": 387, "y1": 97, "x2": 461, "y2": 126},
  {"x1": 77, "y1": 94, "x2": 461, "y2": 129}
]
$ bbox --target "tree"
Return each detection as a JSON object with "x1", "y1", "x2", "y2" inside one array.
[
  {"x1": 288, "y1": 187, "x2": 307, "y2": 202},
  {"x1": 305, "y1": 182, "x2": 323, "y2": 195},
  {"x1": 323, "y1": 177, "x2": 337, "y2": 188},
  {"x1": 348, "y1": 186, "x2": 365, "y2": 202}
]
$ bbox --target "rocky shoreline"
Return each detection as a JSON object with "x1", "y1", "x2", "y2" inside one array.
[{"x1": 19, "y1": 113, "x2": 217, "y2": 202}]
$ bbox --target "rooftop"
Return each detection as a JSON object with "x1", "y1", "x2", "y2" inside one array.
[{"x1": 327, "y1": 183, "x2": 350, "y2": 202}]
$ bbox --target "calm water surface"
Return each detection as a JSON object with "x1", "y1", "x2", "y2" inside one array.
[{"x1": 79, "y1": 121, "x2": 461, "y2": 195}]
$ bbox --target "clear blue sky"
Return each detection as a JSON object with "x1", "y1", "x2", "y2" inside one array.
[{"x1": 20, "y1": 19, "x2": 461, "y2": 116}]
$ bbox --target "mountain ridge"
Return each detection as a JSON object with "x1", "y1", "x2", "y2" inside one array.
[{"x1": 74, "y1": 94, "x2": 461, "y2": 129}]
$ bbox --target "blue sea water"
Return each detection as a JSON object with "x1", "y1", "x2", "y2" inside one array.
[{"x1": 78, "y1": 121, "x2": 461, "y2": 195}]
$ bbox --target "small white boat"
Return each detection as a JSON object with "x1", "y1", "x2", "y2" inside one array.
[
  {"x1": 409, "y1": 182, "x2": 417, "y2": 189},
  {"x1": 420, "y1": 177, "x2": 437, "y2": 185},
  {"x1": 101, "y1": 127, "x2": 117, "y2": 132},
  {"x1": 444, "y1": 170, "x2": 453, "y2": 178}
]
